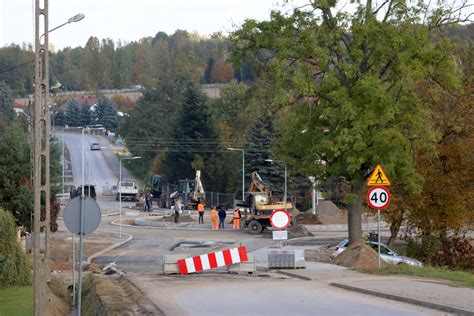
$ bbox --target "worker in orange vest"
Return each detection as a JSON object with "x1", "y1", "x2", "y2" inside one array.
[
  {"x1": 197, "y1": 200, "x2": 205, "y2": 224},
  {"x1": 210, "y1": 206, "x2": 218, "y2": 230},
  {"x1": 233, "y1": 208, "x2": 241, "y2": 230}
]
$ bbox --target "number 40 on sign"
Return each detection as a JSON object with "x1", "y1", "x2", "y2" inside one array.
[{"x1": 367, "y1": 186, "x2": 391, "y2": 209}]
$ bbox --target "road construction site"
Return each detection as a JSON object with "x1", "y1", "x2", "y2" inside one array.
[{"x1": 52, "y1": 131, "x2": 474, "y2": 315}]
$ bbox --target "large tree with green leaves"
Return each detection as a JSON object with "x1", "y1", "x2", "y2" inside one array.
[
  {"x1": 232, "y1": 0, "x2": 467, "y2": 244},
  {"x1": 95, "y1": 97, "x2": 118, "y2": 130}
]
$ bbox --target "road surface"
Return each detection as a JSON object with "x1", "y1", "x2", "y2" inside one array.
[{"x1": 59, "y1": 132, "x2": 444, "y2": 315}]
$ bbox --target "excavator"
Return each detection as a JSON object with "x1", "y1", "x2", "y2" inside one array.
[
  {"x1": 170, "y1": 170, "x2": 206, "y2": 209},
  {"x1": 239, "y1": 171, "x2": 293, "y2": 234}
]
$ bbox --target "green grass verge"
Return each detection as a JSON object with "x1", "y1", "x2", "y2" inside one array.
[
  {"x1": 360, "y1": 265, "x2": 474, "y2": 288},
  {"x1": 0, "y1": 286, "x2": 33, "y2": 316}
]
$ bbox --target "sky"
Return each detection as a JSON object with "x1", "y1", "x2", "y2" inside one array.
[{"x1": 0, "y1": 0, "x2": 306, "y2": 50}]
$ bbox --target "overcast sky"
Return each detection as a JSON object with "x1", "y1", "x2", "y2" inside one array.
[{"x1": 0, "y1": 0, "x2": 307, "y2": 50}]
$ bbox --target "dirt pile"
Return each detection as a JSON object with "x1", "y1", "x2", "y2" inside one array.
[
  {"x1": 287, "y1": 225, "x2": 314, "y2": 238},
  {"x1": 295, "y1": 212, "x2": 322, "y2": 225},
  {"x1": 160, "y1": 214, "x2": 195, "y2": 223},
  {"x1": 317, "y1": 201, "x2": 347, "y2": 224},
  {"x1": 304, "y1": 247, "x2": 333, "y2": 263},
  {"x1": 334, "y1": 240, "x2": 387, "y2": 269}
]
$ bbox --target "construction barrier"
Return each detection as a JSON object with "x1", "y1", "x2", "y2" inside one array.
[
  {"x1": 178, "y1": 246, "x2": 248, "y2": 275},
  {"x1": 162, "y1": 254, "x2": 191, "y2": 275},
  {"x1": 227, "y1": 254, "x2": 256, "y2": 274}
]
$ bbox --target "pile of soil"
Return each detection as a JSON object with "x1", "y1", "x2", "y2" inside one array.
[
  {"x1": 160, "y1": 214, "x2": 195, "y2": 223},
  {"x1": 317, "y1": 201, "x2": 347, "y2": 224},
  {"x1": 334, "y1": 240, "x2": 388, "y2": 269},
  {"x1": 287, "y1": 225, "x2": 314, "y2": 238},
  {"x1": 295, "y1": 212, "x2": 322, "y2": 225}
]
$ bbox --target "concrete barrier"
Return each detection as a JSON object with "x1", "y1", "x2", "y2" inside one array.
[
  {"x1": 227, "y1": 254, "x2": 256, "y2": 274},
  {"x1": 162, "y1": 254, "x2": 191, "y2": 275},
  {"x1": 268, "y1": 249, "x2": 305, "y2": 269}
]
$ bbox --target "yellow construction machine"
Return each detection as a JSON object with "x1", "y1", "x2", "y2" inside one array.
[{"x1": 240, "y1": 172, "x2": 293, "y2": 234}]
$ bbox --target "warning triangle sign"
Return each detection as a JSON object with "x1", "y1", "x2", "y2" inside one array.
[{"x1": 367, "y1": 164, "x2": 391, "y2": 186}]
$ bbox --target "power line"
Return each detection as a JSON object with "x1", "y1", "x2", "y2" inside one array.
[{"x1": 0, "y1": 59, "x2": 35, "y2": 75}]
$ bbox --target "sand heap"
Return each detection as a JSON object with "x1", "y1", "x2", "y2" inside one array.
[
  {"x1": 334, "y1": 240, "x2": 387, "y2": 269},
  {"x1": 160, "y1": 214, "x2": 195, "y2": 223},
  {"x1": 317, "y1": 201, "x2": 347, "y2": 225},
  {"x1": 295, "y1": 212, "x2": 322, "y2": 225},
  {"x1": 287, "y1": 225, "x2": 314, "y2": 238}
]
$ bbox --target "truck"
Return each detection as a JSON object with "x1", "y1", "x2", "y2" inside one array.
[
  {"x1": 239, "y1": 172, "x2": 293, "y2": 235},
  {"x1": 116, "y1": 179, "x2": 139, "y2": 201}
]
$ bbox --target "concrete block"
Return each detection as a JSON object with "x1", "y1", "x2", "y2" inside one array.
[
  {"x1": 268, "y1": 249, "x2": 305, "y2": 269},
  {"x1": 227, "y1": 255, "x2": 256, "y2": 274},
  {"x1": 162, "y1": 253, "x2": 190, "y2": 275}
]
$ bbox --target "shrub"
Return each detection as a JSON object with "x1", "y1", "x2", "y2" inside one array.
[{"x1": 0, "y1": 210, "x2": 31, "y2": 287}]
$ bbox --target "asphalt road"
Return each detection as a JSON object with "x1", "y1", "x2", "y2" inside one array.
[
  {"x1": 60, "y1": 131, "x2": 117, "y2": 192},
  {"x1": 60, "y1": 132, "x2": 441, "y2": 315}
]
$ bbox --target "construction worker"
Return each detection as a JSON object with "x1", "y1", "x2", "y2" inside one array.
[
  {"x1": 233, "y1": 208, "x2": 241, "y2": 230},
  {"x1": 210, "y1": 206, "x2": 218, "y2": 229},
  {"x1": 197, "y1": 200, "x2": 205, "y2": 224}
]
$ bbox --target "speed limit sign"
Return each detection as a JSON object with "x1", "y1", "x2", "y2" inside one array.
[{"x1": 367, "y1": 186, "x2": 391, "y2": 209}]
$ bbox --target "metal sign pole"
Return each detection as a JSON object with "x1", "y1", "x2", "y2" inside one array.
[
  {"x1": 377, "y1": 208, "x2": 381, "y2": 269},
  {"x1": 72, "y1": 233, "x2": 75, "y2": 306}
]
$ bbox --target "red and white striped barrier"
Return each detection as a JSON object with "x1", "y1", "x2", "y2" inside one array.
[{"x1": 178, "y1": 246, "x2": 248, "y2": 275}]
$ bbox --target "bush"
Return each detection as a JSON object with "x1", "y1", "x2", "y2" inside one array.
[
  {"x1": 0, "y1": 211, "x2": 31, "y2": 287},
  {"x1": 406, "y1": 234, "x2": 440, "y2": 265}
]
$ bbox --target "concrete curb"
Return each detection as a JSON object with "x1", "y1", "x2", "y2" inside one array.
[
  {"x1": 86, "y1": 231, "x2": 133, "y2": 265},
  {"x1": 330, "y1": 283, "x2": 474, "y2": 316},
  {"x1": 276, "y1": 270, "x2": 312, "y2": 281},
  {"x1": 109, "y1": 218, "x2": 240, "y2": 232}
]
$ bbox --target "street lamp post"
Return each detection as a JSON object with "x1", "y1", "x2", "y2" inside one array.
[
  {"x1": 33, "y1": 6, "x2": 85, "y2": 314},
  {"x1": 227, "y1": 148, "x2": 245, "y2": 201},
  {"x1": 265, "y1": 159, "x2": 288, "y2": 214},
  {"x1": 119, "y1": 156, "x2": 142, "y2": 239}
]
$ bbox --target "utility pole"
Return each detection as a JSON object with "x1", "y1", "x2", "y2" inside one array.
[{"x1": 33, "y1": 0, "x2": 51, "y2": 314}]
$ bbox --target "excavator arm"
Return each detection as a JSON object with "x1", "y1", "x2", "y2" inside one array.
[{"x1": 249, "y1": 171, "x2": 270, "y2": 193}]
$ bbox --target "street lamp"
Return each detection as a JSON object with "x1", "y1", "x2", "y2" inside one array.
[
  {"x1": 265, "y1": 159, "x2": 288, "y2": 214},
  {"x1": 119, "y1": 156, "x2": 142, "y2": 239},
  {"x1": 40, "y1": 13, "x2": 85, "y2": 42},
  {"x1": 227, "y1": 148, "x2": 245, "y2": 201},
  {"x1": 33, "y1": 7, "x2": 85, "y2": 314}
]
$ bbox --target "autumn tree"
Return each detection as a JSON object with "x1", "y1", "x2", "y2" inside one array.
[{"x1": 232, "y1": 0, "x2": 466, "y2": 244}]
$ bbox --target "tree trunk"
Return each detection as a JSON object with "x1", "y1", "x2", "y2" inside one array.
[
  {"x1": 348, "y1": 181, "x2": 364, "y2": 245},
  {"x1": 387, "y1": 209, "x2": 405, "y2": 246}
]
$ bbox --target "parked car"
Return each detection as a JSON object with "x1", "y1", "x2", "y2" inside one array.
[
  {"x1": 90, "y1": 142, "x2": 101, "y2": 150},
  {"x1": 330, "y1": 239, "x2": 422, "y2": 267}
]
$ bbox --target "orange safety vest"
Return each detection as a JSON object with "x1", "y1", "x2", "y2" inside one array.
[
  {"x1": 198, "y1": 203, "x2": 204, "y2": 212},
  {"x1": 211, "y1": 209, "x2": 218, "y2": 220},
  {"x1": 233, "y1": 210, "x2": 240, "y2": 219}
]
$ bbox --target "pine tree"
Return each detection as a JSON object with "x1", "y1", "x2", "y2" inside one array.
[
  {"x1": 95, "y1": 97, "x2": 118, "y2": 130},
  {"x1": 79, "y1": 104, "x2": 91, "y2": 126},
  {"x1": 65, "y1": 99, "x2": 81, "y2": 127},
  {"x1": 245, "y1": 111, "x2": 284, "y2": 195}
]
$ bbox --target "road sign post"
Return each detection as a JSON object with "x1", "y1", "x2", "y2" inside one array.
[
  {"x1": 64, "y1": 196, "x2": 101, "y2": 314},
  {"x1": 367, "y1": 186, "x2": 391, "y2": 269},
  {"x1": 270, "y1": 210, "x2": 290, "y2": 247}
]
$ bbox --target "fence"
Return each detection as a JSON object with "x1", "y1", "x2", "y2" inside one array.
[{"x1": 205, "y1": 192, "x2": 235, "y2": 208}]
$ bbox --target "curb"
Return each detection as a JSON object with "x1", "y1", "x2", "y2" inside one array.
[
  {"x1": 86, "y1": 231, "x2": 133, "y2": 264},
  {"x1": 276, "y1": 270, "x2": 312, "y2": 281},
  {"x1": 330, "y1": 283, "x2": 474, "y2": 316}
]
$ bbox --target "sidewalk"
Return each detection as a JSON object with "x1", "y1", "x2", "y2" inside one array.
[{"x1": 267, "y1": 248, "x2": 474, "y2": 315}]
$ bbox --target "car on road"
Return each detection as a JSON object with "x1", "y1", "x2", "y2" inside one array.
[
  {"x1": 90, "y1": 142, "x2": 101, "y2": 150},
  {"x1": 330, "y1": 239, "x2": 422, "y2": 267}
]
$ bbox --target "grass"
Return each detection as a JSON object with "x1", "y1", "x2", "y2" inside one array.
[
  {"x1": 360, "y1": 265, "x2": 474, "y2": 288},
  {"x1": 0, "y1": 286, "x2": 33, "y2": 316}
]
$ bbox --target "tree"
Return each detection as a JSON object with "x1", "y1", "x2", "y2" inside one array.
[
  {"x1": 210, "y1": 61, "x2": 234, "y2": 83},
  {"x1": 79, "y1": 104, "x2": 92, "y2": 127},
  {"x1": 0, "y1": 81, "x2": 15, "y2": 127},
  {"x1": 245, "y1": 110, "x2": 285, "y2": 194},
  {"x1": 160, "y1": 83, "x2": 226, "y2": 191},
  {"x1": 204, "y1": 58, "x2": 215, "y2": 83},
  {"x1": 65, "y1": 98, "x2": 81, "y2": 127},
  {"x1": 95, "y1": 97, "x2": 118, "y2": 130},
  {"x1": 232, "y1": 0, "x2": 465, "y2": 244},
  {"x1": 0, "y1": 124, "x2": 33, "y2": 230}
]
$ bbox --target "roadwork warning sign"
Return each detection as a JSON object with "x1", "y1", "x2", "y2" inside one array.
[{"x1": 367, "y1": 164, "x2": 391, "y2": 186}]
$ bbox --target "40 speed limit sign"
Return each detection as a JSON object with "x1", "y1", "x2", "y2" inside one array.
[{"x1": 367, "y1": 186, "x2": 391, "y2": 209}]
